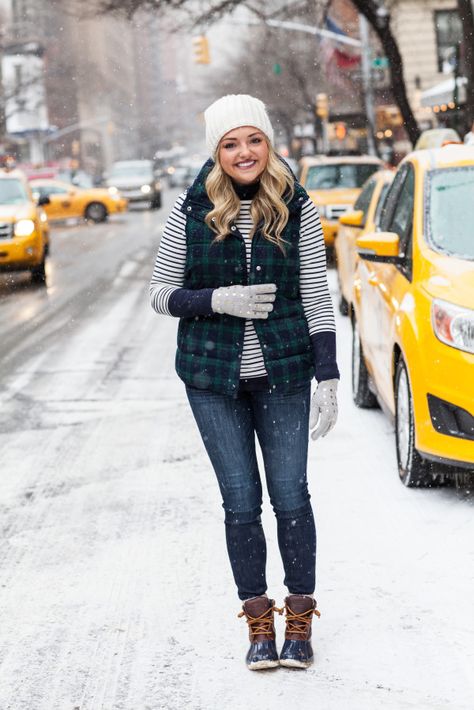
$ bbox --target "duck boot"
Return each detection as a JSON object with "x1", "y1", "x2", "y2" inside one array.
[
  {"x1": 279, "y1": 594, "x2": 321, "y2": 669},
  {"x1": 238, "y1": 595, "x2": 281, "y2": 670}
]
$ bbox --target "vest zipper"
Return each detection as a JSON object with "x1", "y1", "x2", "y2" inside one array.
[{"x1": 248, "y1": 228, "x2": 271, "y2": 377}]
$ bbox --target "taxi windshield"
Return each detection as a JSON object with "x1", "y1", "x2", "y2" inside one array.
[
  {"x1": 0, "y1": 178, "x2": 29, "y2": 205},
  {"x1": 426, "y1": 167, "x2": 474, "y2": 260},
  {"x1": 306, "y1": 163, "x2": 379, "y2": 190}
]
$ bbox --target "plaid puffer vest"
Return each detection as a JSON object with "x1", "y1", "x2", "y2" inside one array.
[{"x1": 176, "y1": 159, "x2": 314, "y2": 397}]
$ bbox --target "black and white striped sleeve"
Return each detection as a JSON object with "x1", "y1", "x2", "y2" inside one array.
[
  {"x1": 149, "y1": 192, "x2": 214, "y2": 318},
  {"x1": 299, "y1": 198, "x2": 340, "y2": 381}
]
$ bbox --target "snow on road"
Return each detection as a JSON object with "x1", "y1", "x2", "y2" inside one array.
[{"x1": 0, "y1": 255, "x2": 473, "y2": 710}]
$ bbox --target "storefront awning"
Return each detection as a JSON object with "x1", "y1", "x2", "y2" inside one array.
[{"x1": 420, "y1": 76, "x2": 467, "y2": 108}]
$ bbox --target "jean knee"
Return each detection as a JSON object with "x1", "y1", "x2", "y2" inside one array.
[
  {"x1": 224, "y1": 505, "x2": 263, "y2": 526},
  {"x1": 272, "y1": 500, "x2": 313, "y2": 522},
  {"x1": 268, "y1": 480, "x2": 311, "y2": 516}
]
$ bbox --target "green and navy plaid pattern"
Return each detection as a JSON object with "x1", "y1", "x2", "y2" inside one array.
[{"x1": 176, "y1": 160, "x2": 314, "y2": 397}]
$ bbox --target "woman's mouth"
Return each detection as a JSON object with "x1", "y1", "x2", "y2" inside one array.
[{"x1": 235, "y1": 160, "x2": 257, "y2": 170}]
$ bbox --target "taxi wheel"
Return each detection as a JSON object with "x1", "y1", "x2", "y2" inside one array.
[
  {"x1": 150, "y1": 194, "x2": 162, "y2": 210},
  {"x1": 30, "y1": 257, "x2": 47, "y2": 285},
  {"x1": 395, "y1": 359, "x2": 434, "y2": 488},
  {"x1": 85, "y1": 202, "x2": 108, "y2": 223},
  {"x1": 352, "y1": 318, "x2": 377, "y2": 408}
]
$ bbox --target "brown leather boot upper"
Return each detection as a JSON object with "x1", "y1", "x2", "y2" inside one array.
[
  {"x1": 238, "y1": 596, "x2": 280, "y2": 643},
  {"x1": 283, "y1": 594, "x2": 320, "y2": 641}
]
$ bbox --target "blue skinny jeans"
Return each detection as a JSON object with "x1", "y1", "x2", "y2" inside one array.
[{"x1": 185, "y1": 383, "x2": 316, "y2": 600}]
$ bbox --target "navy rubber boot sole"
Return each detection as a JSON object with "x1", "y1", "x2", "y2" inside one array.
[
  {"x1": 246, "y1": 640, "x2": 280, "y2": 670},
  {"x1": 279, "y1": 639, "x2": 314, "y2": 669}
]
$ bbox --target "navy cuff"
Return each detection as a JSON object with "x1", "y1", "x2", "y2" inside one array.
[
  {"x1": 310, "y1": 331, "x2": 340, "y2": 382},
  {"x1": 168, "y1": 287, "x2": 215, "y2": 318}
]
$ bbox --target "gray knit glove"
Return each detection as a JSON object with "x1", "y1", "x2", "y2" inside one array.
[
  {"x1": 211, "y1": 284, "x2": 277, "y2": 319},
  {"x1": 310, "y1": 379, "x2": 339, "y2": 440}
]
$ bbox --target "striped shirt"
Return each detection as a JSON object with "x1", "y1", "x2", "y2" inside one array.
[{"x1": 150, "y1": 192, "x2": 336, "y2": 379}]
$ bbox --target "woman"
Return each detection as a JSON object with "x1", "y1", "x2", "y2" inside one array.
[{"x1": 150, "y1": 95, "x2": 339, "y2": 670}]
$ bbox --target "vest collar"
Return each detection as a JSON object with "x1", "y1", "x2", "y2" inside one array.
[{"x1": 181, "y1": 158, "x2": 307, "y2": 222}]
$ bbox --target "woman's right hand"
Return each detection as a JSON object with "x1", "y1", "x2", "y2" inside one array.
[{"x1": 211, "y1": 283, "x2": 277, "y2": 319}]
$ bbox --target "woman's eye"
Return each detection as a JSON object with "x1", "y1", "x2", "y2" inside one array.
[
  {"x1": 251, "y1": 137, "x2": 262, "y2": 144},
  {"x1": 223, "y1": 142, "x2": 235, "y2": 150}
]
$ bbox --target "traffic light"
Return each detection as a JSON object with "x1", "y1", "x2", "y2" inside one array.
[
  {"x1": 316, "y1": 93, "x2": 329, "y2": 120},
  {"x1": 335, "y1": 122, "x2": 346, "y2": 141},
  {"x1": 192, "y1": 35, "x2": 210, "y2": 64}
]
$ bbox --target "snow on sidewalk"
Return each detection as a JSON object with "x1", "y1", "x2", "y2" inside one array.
[{"x1": 0, "y1": 269, "x2": 472, "y2": 710}]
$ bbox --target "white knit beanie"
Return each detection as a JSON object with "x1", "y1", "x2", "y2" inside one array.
[{"x1": 204, "y1": 94, "x2": 274, "y2": 157}]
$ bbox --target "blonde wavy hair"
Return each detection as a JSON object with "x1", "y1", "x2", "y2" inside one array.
[{"x1": 205, "y1": 141, "x2": 294, "y2": 250}]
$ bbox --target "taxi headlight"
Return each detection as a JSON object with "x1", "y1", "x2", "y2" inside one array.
[
  {"x1": 14, "y1": 219, "x2": 36, "y2": 237},
  {"x1": 108, "y1": 186, "x2": 119, "y2": 195},
  {"x1": 432, "y1": 299, "x2": 474, "y2": 354},
  {"x1": 141, "y1": 184, "x2": 152, "y2": 194}
]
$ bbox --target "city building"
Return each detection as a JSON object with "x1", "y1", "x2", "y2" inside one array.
[
  {"x1": 390, "y1": 0, "x2": 462, "y2": 129},
  {"x1": 1, "y1": 0, "x2": 165, "y2": 174}
]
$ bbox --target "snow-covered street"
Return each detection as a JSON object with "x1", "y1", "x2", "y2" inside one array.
[{"x1": 0, "y1": 201, "x2": 473, "y2": 710}]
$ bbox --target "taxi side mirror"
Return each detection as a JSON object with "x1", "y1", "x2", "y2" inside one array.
[
  {"x1": 37, "y1": 195, "x2": 50, "y2": 206},
  {"x1": 339, "y1": 209, "x2": 364, "y2": 228},
  {"x1": 356, "y1": 231, "x2": 402, "y2": 263}
]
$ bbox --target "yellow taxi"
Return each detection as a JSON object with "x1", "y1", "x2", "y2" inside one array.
[
  {"x1": 0, "y1": 169, "x2": 50, "y2": 283},
  {"x1": 351, "y1": 145, "x2": 474, "y2": 486},
  {"x1": 299, "y1": 155, "x2": 383, "y2": 248},
  {"x1": 29, "y1": 179, "x2": 127, "y2": 223},
  {"x1": 335, "y1": 169, "x2": 393, "y2": 316}
]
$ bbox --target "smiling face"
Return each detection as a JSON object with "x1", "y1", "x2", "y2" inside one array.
[{"x1": 217, "y1": 126, "x2": 269, "y2": 185}]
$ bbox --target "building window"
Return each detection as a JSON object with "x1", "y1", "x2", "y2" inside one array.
[{"x1": 434, "y1": 10, "x2": 462, "y2": 73}]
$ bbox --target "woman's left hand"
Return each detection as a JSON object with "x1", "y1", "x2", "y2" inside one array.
[{"x1": 309, "y1": 379, "x2": 339, "y2": 441}]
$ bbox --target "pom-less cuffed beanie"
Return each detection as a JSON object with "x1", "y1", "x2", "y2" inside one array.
[{"x1": 204, "y1": 94, "x2": 274, "y2": 156}]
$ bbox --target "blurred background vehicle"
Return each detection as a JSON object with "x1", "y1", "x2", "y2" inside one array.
[
  {"x1": 167, "y1": 165, "x2": 189, "y2": 188},
  {"x1": 335, "y1": 169, "x2": 393, "y2": 316},
  {"x1": 283, "y1": 157, "x2": 300, "y2": 177},
  {"x1": 414, "y1": 128, "x2": 462, "y2": 150},
  {"x1": 105, "y1": 160, "x2": 162, "y2": 209},
  {"x1": 352, "y1": 144, "x2": 474, "y2": 486},
  {"x1": 0, "y1": 169, "x2": 50, "y2": 283},
  {"x1": 182, "y1": 163, "x2": 201, "y2": 187},
  {"x1": 57, "y1": 169, "x2": 95, "y2": 189},
  {"x1": 30, "y1": 179, "x2": 127, "y2": 223},
  {"x1": 299, "y1": 155, "x2": 383, "y2": 251}
]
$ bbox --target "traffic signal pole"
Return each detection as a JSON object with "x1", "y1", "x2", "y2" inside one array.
[{"x1": 359, "y1": 15, "x2": 377, "y2": 156}]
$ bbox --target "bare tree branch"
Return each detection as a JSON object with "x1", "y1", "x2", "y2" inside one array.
[{"x1": 71, "y1": 0, "x2": 474, "y2": 144}]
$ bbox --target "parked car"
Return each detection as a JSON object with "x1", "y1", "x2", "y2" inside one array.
[
  {"x1": 335, "y1": 169, "x2": 393, "y2": 315},
  {"x1": 0, "y1": 169, "x2": 50, "y2": 283},
  {"x1": 299, "y1": 154, "x2": 383, "y2": 249},
  {"x1": 106, "y1": 160, "x2": 162, "y2": 209},
  {"x1": 414, "y1": 128, "x2": 461, "y2": 150},
  {"x1": 351, "y1": 144, "x2": 474, "y2": 486},
  {"x1": 29, "y1": 179, "x2": 127, "y2": 223}
]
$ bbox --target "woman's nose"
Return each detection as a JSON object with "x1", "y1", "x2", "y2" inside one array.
[{"x1": 238, "y1": 143, "x2": 251, "y2": 157}]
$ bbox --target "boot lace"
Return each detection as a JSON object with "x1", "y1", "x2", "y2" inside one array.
[
  {"x1": 284, "y1": 603, "x2": 321, "y2": 637},
  {"x1": 238, "y1": 604, "x2": 283, "y2": 638}
]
